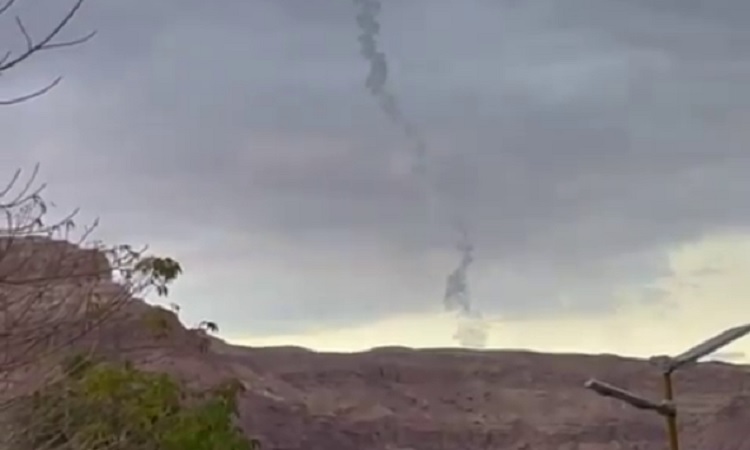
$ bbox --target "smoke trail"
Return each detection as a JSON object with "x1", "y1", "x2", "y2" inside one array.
[
  {"x1": 354, "y1": 0, "x2": 427, "y2": 177},
  {"x1": 443, "y1": 226, "x2": 488, "y2": 348},
  {"x1": 353, "y1": 0, "x2": 488, "y2": 348}
]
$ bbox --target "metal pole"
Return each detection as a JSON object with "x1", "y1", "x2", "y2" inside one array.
[
  {"x1": 662, "y1": 371, "x2": 679, "y2": 450},
  {"x1": 584, "y1": 378, "x2": 675, "y2": 416}
]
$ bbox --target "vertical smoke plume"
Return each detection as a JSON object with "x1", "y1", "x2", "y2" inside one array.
[
  {"x1": 443, "y1": 226, "x2": 488, "y2": 348},
  {"x1": 354, "y1": 0, "x2": 427, "y2": 177},
  {"x1": 353, "y1": 0, "x2": 488, "y2": 348}
]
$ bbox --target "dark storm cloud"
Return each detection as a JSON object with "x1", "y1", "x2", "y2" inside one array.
[{"x1": 3, "y1": 0, "x2": 750, "y2": 336}]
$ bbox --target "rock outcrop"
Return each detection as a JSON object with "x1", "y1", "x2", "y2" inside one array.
[{"x1": 0, "y1": 237, "x2": 200, "y2": 396}]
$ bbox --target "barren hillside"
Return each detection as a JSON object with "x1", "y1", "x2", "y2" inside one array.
[
  {"x1": 3, "y1": 237, "x2": 750, "y2": 450},
  {"x1": 219, "y1": 344, "x2": 750, "y2": 450}
]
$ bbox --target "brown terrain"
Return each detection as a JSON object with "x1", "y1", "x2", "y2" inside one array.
[{"x1": 2, "y1": 237, "x2": 750, "y2": 450}]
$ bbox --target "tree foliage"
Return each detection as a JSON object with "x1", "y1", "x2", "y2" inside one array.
[
  {"x1": 0, "y1": 166, "x2": 247, "y2": 448},
  {"x1": 0, "y1": 165, "x2": 184, "y2": 377},
  {"x1": 7, "y1": 355, "x2": 260, "y2": 450}
]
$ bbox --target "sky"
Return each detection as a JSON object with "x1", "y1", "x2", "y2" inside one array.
[{"x1": 2, "y1": 0, "x2": 750, "y2": 359}]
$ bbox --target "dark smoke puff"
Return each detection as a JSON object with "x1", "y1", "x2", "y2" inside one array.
[{"x1": 366, "y1": 52, "x2": 388, "y2": 93}]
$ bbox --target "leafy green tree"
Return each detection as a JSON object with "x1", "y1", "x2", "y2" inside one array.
[{"x1": 7, "y1": 355, "x2": 261, "y2": 450}]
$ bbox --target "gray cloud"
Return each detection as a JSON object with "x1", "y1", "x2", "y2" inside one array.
[{"x1": 3, "y1": 0, "x2": 750, "y2": 337}]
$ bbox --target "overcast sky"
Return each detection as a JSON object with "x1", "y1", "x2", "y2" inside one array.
[{"x1": 2, "y1": 0, "x2": 750, "y2": 356}]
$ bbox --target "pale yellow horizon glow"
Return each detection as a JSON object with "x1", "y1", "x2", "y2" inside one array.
[{"x1": 228, "y1": 232, "x2": 750, "y2": 361}]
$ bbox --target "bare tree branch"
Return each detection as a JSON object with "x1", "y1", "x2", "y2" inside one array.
[
  {"x1": 0, "y1": 0, "x2": 95, "y2": 105},
  {"x1": 0, "y1": 166, "x2": 189, "y2": 450},
  {"x1": 0, "y1": 77, "x2": 61, "y2": 105},
  {"x1": 0, "y1": 0, "x2": 17, "y2": 17}
]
